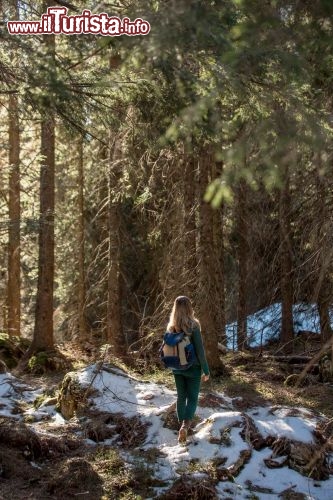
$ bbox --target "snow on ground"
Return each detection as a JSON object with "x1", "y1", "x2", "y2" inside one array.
[
  {"x1": 0, "y1": 372, "x2": 42, "y2": 418},
  {"x1": 226, "y1": 302, "x2": 333, "y2": 349},
  {"x1": 1, "y1": 365, "x2": 333, "y2": 499},
  {"x1": 248, "y1": 406, "x2": 318, "y2": 443}
]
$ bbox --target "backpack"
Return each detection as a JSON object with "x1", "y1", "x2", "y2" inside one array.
[{"x1": 159, "y1": 331, "x2": 197, "y2": 370}]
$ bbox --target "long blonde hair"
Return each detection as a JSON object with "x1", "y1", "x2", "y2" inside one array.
[{"x1": 167, "y1": 296, "x2": 200, "y2": 333}]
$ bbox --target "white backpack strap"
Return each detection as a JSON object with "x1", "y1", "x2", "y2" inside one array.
[{"x1": 178, "y1": 336, "x2": 190, "y2": 365}]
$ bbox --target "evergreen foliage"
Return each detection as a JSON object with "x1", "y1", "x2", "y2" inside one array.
[{"x1": 0, "y1": 0, "x2": 332, "y2": 365}]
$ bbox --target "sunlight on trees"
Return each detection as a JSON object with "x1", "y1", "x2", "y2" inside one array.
[{"x1": 0, "y1": 0, "x2": 332, "y2": 368}]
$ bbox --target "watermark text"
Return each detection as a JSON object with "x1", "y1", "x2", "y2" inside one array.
[{"x1": 7, "y1": 7, "x2": 151, "y2": 36}]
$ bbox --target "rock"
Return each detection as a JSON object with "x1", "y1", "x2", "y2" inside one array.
[
  {"x1": 0, "y1": 333, "x2": 30, "y2": 369},
  {"x1": 57, "y1": 372, "x2": 98, "y2": 420},
  {"x1": 0, "y1": 359, "x2": 7, "y2": 373},
  {"x1": 27, "y1": 351, "x2": 68, "y2": 374}
]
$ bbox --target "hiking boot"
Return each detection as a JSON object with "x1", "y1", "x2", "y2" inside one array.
[
  {"x1": 178, "y1": 420, "x2": 192, "y2": 444},
  {"x1": 178, "y1": 426, "x2": 187, "y2": 444},
  {"x1": 184, "y1": 419, "x2": 194, "y2": 434}
]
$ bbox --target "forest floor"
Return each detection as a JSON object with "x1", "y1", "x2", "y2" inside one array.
[{"x1": 0, "y1": 341, "x2": 333, "y2": 499}]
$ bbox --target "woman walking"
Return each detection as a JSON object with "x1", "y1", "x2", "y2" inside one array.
[{"x1": 167, "y1": 295, "x2": 210, "y2": 444}]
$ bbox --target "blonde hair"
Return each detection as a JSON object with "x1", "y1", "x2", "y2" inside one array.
[{"x1": 167, "y1": 296, "x2": 200, "y2": 333}]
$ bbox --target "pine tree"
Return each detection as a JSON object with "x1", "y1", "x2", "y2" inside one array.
[
  {"x1": 31, "y1": 20, "x2": 56, "y2": 352},
  {"x1": 7, "y1": 91, "x2": 21, "y2": 337}
]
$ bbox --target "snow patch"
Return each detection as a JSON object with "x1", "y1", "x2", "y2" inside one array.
[{"x1": 1, "y1": 365, "x2": 333, "y2": 499}]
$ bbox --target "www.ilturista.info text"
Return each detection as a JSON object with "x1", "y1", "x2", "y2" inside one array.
[{"x1": 7, "y1": 7, "x2": 151, "y2": 36}]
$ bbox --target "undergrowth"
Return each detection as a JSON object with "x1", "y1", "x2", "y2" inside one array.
[{"x1": 214, "y1": 353, "x2": 333, "y2": 418}]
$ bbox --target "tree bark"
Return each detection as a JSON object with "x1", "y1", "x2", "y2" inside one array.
[
  {"x1": 213, "y1": 161, "x2": 226, "y2": 346},
  {"x1": 183, "y1": 149, "x2": 197, "y2": 296},
  {"x1": 77, "y1": 136, "x2": 88, "y2": 341},
  {"x1": 236, "y1": 178, "x2": 248, "y2": 350},
  {"x1": 198, "y1": 148, "x2": 225, "y2": 375},
  {"x1": 279, "y1": 164, "x2": 294, "y2": 352},
  {"x1": 317, "y1": 291, "x2": 332, "y2": 344},
  {"x1": 107, "y1": 133, "x2": 124, "y2": 357},
  {"x1": 314, "y1": 161, "x2": 333, "y2": 344},
  {"x1": 7, "y1": 90, "x2": 21, "y2": 337},
  {"x1": 31, "y1": 26, "x2": 55, "y2": 352}
]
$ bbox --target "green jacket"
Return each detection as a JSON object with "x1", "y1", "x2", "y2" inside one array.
[{"x1": 172, "y1": 326, "x2": 210, "y2": 376}]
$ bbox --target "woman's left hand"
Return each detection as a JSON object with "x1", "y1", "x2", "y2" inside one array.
[{"x1": 202, "y1": 374, "x2": 210, "y2": 382}]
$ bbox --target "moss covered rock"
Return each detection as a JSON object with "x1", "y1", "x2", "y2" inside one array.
[
  {"x1": 27, "y1": 350, "x2": 68, "y2": 375},
  {"x1": 57, "y1": 372, "x2": 98, "y2": 420},
  {"x1": 0, "y1": 333, "x2": 30, "y2": 369}
]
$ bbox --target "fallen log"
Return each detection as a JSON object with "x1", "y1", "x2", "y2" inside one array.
[{"x1": 263, "y1": 355, "x2": 312, "y2": 364}]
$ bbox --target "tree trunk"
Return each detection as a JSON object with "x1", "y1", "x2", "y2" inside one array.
[
  {"x1": 183, "y1": 149, "x2": 197, "y2": 295},
  {"x1": 317, "y1": 291, "x2": 332, "y2": 344},
  {"x1": 213, "y1": 161, "x2": 226, "y2": 346},
  {"x1": 77, "y1": 136, "x2": 88, "y2": 341},
  {"x1": 198, "y1": 148, "x2": 225, "y2": 375},
  {"x1": 107, "y1": 133, "x2": 124, "y2": 357},
  {"x1": 31, "y1": 27, "x2": 55, "y2": 352},
  {"x1": 7, "y1": 91, "x2": 21, "y2": 337},
  {"x1": 279, "y1": 164, "x2": 294, "y2": 352},
  {"x1": 236, "y1": 178, "x2": 248, "y2": 350},
  {"x1": 314, "y1": 160, "x2": 333, "y2": 344}
]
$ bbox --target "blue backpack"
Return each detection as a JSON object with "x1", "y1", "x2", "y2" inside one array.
[{"x1": 159, "y1": 331, "x2": 197, "y2": 370}]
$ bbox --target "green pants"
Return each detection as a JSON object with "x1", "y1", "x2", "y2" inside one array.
[{"x1": 173, "y1": 366, "x2": 201, "y2": 422}]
